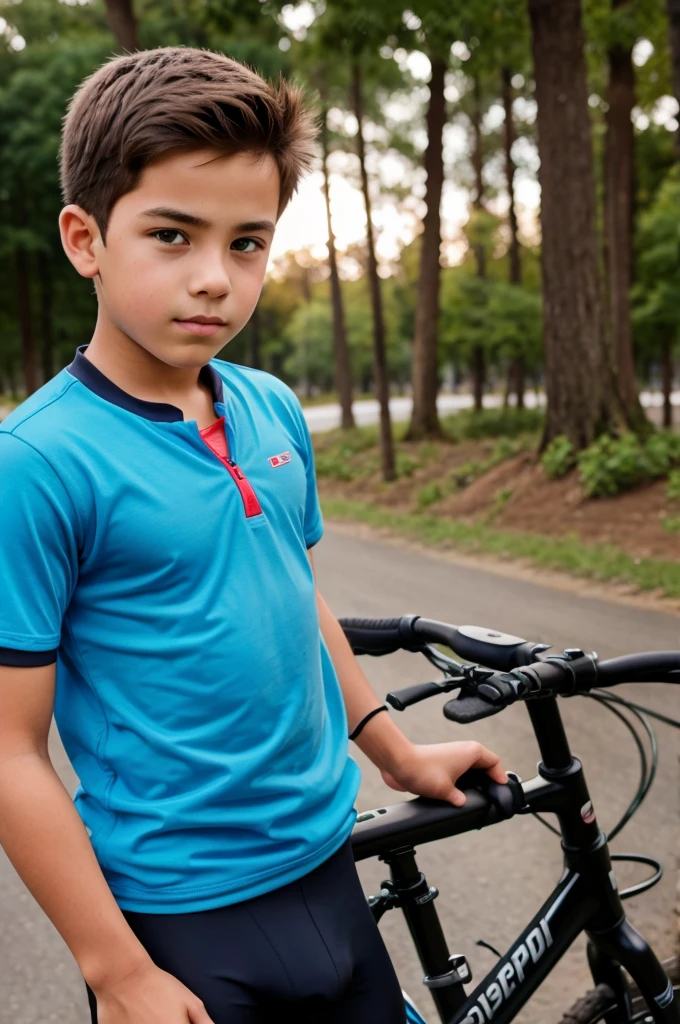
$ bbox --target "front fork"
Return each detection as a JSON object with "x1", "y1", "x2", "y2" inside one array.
[{"x1": 587, "y1": 920, "x2": 679, "y2": 1023}]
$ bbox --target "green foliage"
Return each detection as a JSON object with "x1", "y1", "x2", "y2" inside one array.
[
  {"x1": 484, "y1": 486, "x2": 514, "y2": 524},
  {"x1": 415, "y1": 434, "x2": 532, "y2": 508},
  {"x1": 541, "y1": 436, "x2": 576, "y2": 479},
  {"x1": 667, "y1": 470, "x2": 680, "y2": 502},
  {"x1": 577, "y1": 430, "x2": 680, "y2": 498},
  {"x1": 439, "y1": 267, "x2": 543, "y2": 380},
  {"x1": 417, "y1": 481, "x2": 444, "y2": 507},
  {"x1": 632, "y1": 170, "x2": 680, "y2": 363},
  {"x1": 442, "y1": 406, "x2": 544, "y2": 441}
]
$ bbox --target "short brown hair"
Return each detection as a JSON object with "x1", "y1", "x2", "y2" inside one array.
[{"x1": 60, "y1": 46, "x2": 319, "y2": 240}]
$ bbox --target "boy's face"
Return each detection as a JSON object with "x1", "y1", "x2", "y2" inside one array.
[{"x1": 61, "y1": 148, "x2": 280, "y2": 369}]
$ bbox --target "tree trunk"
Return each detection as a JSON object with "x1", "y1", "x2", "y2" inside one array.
[
  {"x1": 38, "y1": 252, "x2": 55, "y2": 384},
  {"x1": 472, "y1": 346, "x2": 485, "y2": 414},
  {"x1": 406, "y1": 56, "x2": 446, "y2": 441},
  {"x1": 351, "y1": 60, "x2": 395, "y2": 481},
  {"x1": 604, "y1": 4, "x2": 647, "y2": 433},
  {"x1": 528, "y1": 0, "x2": 624, "y2": 449},
  {"x1": 501, "y1": 68, "x2": 522, "y2": 287},
  {"x1": 320, "y1": 105, "x2": 355, "y2": 430},
  {"x1": 104, "y1": 0, "x2": 139, "y2": 50},
  {"x1": 470, "y1": 76, "x2": 486, "y2": 413},
  {"x1": 661, "y1": 339, "x2": 673, "y2": 428},
  {"x1": 503, "y1": 360, "x2": 514, "y2": 408},
  {"x1": 668, "y1": 0, "x2": 680, "y2": 157},
  {"x1": 515, "y1": 355, "x2": 526, "y2": 409},
  {"x1": 15, "y1": 248, "x2": 37, "y2": 397},
  {"x1": 249, "y1": 304, "x2": 261, "y2": 370},
  {"x1": 501, "y1": 67, "x2": 526, "y2": 412}
]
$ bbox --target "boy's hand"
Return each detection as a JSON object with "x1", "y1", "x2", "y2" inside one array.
[
  {"x1": 94, "y1": 958, "x2": 215, "y2": 1024},
  {"x1": 380, "y1": 741, "x2": 507, "y2": 808}
]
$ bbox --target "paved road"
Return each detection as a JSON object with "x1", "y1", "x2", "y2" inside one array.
[
  {"x1": 303, "y1": 389, "x2": 680, "y2": 432},
  {"x1": 1, "y1": 527, "x2": 679, "y2": 1023}
]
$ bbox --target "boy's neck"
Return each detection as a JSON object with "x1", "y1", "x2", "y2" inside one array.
[{"x1": 83, "y1": 317, "x2": 218, "y2": 426}]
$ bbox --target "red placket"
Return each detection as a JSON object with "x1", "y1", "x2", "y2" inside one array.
[{"x1": 199, "y1": 418, "x2": 263, "y2": 518}]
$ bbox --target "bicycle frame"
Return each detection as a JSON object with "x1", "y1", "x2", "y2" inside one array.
[{"x1": 351, "y1": 697, "x2": 679, "y2": 1024}]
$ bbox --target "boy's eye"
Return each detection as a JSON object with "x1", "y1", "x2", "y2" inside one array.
[
  {"x1": 152, "y1": 229, "x2": 187, "y2": 245},
  {"x1": 231, "y1": 237, "x2": 262, "y2": 254}
]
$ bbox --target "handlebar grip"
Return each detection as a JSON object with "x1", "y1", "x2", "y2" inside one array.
[
  {"x1": 596, "y1": 652, "x2": 680, "y2": 686},
  {"x1": 386, "y1": 681, "x2": 447, "y2": 711},
  {"x1": 339, "y1": 616, "x2": 424, "y2": 656}
]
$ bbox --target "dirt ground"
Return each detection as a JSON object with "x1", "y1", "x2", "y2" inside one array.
[{"x1": 318, "y1": 439, "x2": 680, "y2": 565}]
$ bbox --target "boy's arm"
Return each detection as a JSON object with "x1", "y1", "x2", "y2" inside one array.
[
  {"x1": 309, "y1": 551, "x2": 507, "y2": 806},
  {"x1": 0, "y1": 661, "x2": 152, "y2": 991}
]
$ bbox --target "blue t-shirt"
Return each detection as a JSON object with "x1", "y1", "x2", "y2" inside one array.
[{"x1": 0, "y1": 347, "x2": 361, "y2": 912}]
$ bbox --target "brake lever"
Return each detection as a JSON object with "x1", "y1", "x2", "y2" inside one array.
[{"x1": 387, "y1": 676, "x2": 464, "y2": 711}]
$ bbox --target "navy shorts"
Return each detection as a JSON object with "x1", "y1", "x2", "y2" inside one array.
[{"x1": 86, "y1": 836, "x2": 406, "y2": 1023}]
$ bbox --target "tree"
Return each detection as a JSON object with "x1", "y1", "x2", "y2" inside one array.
[
  {"x1": 669, "y1": 0, "x2": 680, "y2": 156},
  {"x1": 528, "y1": 0, "x2": 625, "y2": 449},
  {"x1": 405, "y1": 53, "x2": 447, "y2": 439},
  {"x1": 501, "y1": 66, "x2": 527, "y2": 408},
  {"x1": 350, "y1": 58, "x2": 395, "y2": 479},
  {"x1": 603, "y1": 0, "x2": 647, "y2": 432},
  {"x1": 319, "y1": 101, "x2": 355, "y2": 428},
  {"x1": 104, "y1": 0, "x2": 139, "y2": 51}
]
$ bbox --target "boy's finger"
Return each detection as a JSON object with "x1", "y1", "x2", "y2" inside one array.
[
  {"x1": 449, "y1": 787, "x2": 467, "y2": 807},
  {"x1": 470, "y1": 745, "x2": 508, "y2": 784}
]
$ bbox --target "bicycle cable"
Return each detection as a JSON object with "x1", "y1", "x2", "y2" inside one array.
[
  {"x1": 529, "y1": 689, "x2": 654, "y2": 839},
  {"x1": 530, "y1": 689, "x2": 669, "y2": 899}
]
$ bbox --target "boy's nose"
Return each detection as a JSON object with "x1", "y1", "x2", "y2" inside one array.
[{"x1": 189, "y1": 259, "x2": 232, "y2": 299}]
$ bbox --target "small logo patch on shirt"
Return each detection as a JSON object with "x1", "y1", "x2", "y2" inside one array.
[{"x1": 269, "y1": 451, "x2": 291, "y2": 468}]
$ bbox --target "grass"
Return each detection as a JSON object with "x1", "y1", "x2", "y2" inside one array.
[
  {"x1": 322, "y1": 498, "x2": 680, "y2": 600},
  {"x1": 313, "y1": 408, "x2": 544, "y2": 485}
]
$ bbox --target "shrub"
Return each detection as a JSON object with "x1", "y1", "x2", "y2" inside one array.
[
  {"x1": 577, "y1": 433, "x2": 650, "y2": 497},
  {"x1": 576, "y1": 430, "x2": 680, "y2": 498},
  {"x1": 443, "y1": 407, "x2": 543, "y2": 442},
  {"x1": 417, "y1": 482, "x2": 444, "y2": 507},
  {"x1": 396, "y1": 453, "x2": 420, "y2": 478},
  {"x1": 541, "y1": 436, "x2": 575, "y2": 479},
  {"x1": 667, "y1": 469, "x2": 680, "y2": 501},
  {"x1": 644, "y1": 431, "x2": 680, "y2": 476}
]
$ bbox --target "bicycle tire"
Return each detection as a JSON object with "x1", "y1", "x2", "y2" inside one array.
[
  {"x1": 557, "y1": 985, "x2": 617, "y2": 1024},
  {"x1": 557, "y1": 957, "x2": 680, "y2": 1023}
]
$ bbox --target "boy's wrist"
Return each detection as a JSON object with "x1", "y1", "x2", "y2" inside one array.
[
  {"x1": 80, "y1": 943, "x2": 153, "y2": 994},
  {"x1": 351, "y1": 711, "x2": 416, "y2": 775}
]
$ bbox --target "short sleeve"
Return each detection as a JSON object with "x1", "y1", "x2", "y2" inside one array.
[
  {"x1": 0, "y1": 433, "x2": 80, "y2": 666},
  {"x1": 288, "y1": 397, "x2": 323, "y2": 548}
]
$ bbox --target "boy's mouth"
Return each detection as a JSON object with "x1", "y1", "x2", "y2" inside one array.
[{"x1": 173, "y1": 316, "x2": 227, "y2": 337}]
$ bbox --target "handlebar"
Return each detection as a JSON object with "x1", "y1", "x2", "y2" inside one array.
[
  {"x1": 340, "y1": 615, "x2": 540, "y2": 669},
  {"x1": 339, "y1": 615, "x2": 680, "y2": 724}
]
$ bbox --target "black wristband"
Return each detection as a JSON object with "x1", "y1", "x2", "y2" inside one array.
[{"x1": 348, "y1": 704, "x2": 389, "y2": 741}]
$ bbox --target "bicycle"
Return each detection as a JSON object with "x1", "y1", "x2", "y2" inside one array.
[{"x1": 340, "y1": 615, "x2": 680, "y2": 1024}]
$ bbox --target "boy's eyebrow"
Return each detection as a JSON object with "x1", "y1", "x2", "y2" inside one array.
[{"x1": 140, "y1": 207, "x2": 275, "y2": 233}]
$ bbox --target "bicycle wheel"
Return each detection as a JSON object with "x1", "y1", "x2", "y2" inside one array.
[{"x1": 557, "y1": 956, "x2": 680, "y2": 1023}]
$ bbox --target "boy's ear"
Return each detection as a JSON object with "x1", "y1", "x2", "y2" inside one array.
[{"x1": 59, "y1": 204, "x2": 102, "y2": 279}]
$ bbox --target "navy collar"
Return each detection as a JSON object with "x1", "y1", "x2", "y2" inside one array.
[{"x1": 67, "y1": 345, "x2": 224, "y2": 422}]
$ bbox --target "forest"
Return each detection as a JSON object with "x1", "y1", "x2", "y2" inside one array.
[{"x1": 0, "y1": 0, "x2": 679, "y2": 485}]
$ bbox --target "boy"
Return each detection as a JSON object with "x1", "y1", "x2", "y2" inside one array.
[{"x1": 0, "y1": 47, "x2": 506, "y2": 1024}]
